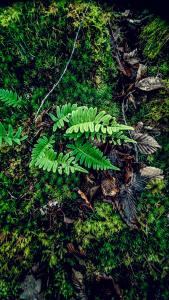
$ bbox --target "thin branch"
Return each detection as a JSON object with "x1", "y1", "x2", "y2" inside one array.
[
  {"x1": 108, "y1": 21, "x2": 128, "y2": 76},
  {"x1": 35, "y1": 5, "x2": 89, "y2": 121},
  {"x1": 122, "y1": 97, "x2": 138, "y2": 162}
]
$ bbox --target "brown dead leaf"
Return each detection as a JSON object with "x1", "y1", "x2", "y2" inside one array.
[
  {"x1": 101, "y1": 178, "x2": 119, "y2": 197},
  {"x1": 77, "y1": 189, "x2": 93, "y2": 210},
  {"x1": 67, "y1": 243, "x2": 86, "y2": 257},
  {"x1": 67, "y1": 243, "x2": 76, "y2": 253},
  {"x1": 123, "y1": 49, "x2": 139, "y2": 65},
  {"x1": 132, "y1": 132, "x2": 161, "y2": 154},
  {"x1": 140, "y1": 166, "x2": 164, "y2": 180},
  {"x1": 135, "y1": 76, "x2": 164, "y2": 91},
  {"x1": 136, "y1": 63, "x2": 147, "y2": 80},
  {"x1": 125, "y1": 163, "x2": 133, "y2": 184}
]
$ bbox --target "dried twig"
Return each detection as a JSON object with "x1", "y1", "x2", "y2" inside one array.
[
  {"x1": 122, "y1": 97, "x2": 138, "y2": 162},
  {"x1": 77, "y1": 189, "x2": 93, "y2": 210},
  {"x1": 35, "y1": 5, "x2": 89, "y2": 121},
  {"x1": 108, "y1": 21, "x2": 128, "y2": 76}
]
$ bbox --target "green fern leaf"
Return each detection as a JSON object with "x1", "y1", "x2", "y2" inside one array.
[
  {"x1": 30, "y1": 136, "x2": 88, "y2": 174},
  {"x1": 49, "y1": 103, "x2": 81, "y2": 131},
  {"x1": 66, "y1": 106, "x2": 134, "y2": 143},
  {"x1": 0, "y1": 122, "x2": 27, "y2": 147},
  {"x1": 0, "y1": 89, "x2": 23, "y2": 108},
  {"x1": 68, "y1": 141, "x2": 119, "y2": 171},
  {"x1": 30, "y1": 136, "x2": 55, "y2": 167}
]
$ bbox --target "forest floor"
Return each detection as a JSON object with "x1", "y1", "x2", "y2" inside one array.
[{"x1": 0, "y1": 1, "x2": 169, "y2": 300}]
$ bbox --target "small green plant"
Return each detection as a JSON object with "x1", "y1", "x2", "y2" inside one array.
[
  {"x1": 0, "y1": 122, "x2": 27, "y2": 147},
  {"x1": 68, "y1": 141, "x2": 119, "y2": 170},
  {"x1": 50, "y1": 104, "x2": 134, "y2": 143},
  {"x1": 30, "y1": 136, "x2": 87, "y2": 175},
  {"x1": 0, "y1": 89, "x2": 24, "y2": 108},
  {"x1": 30, "y1": 104, "x2": 135, "y2": 174}
]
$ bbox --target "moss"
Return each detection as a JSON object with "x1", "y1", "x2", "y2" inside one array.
[
  {"x1": 148, "y1": 61, "x2": 169, "y2": 77},
  {"x1": 0, "y1": 0, "x2": 118, "y2": 112},
  {"x1": 141, "y1": 17, "x2": 169, "y2": 60},
  {"x1": 74, "y1": 202, "x2": 125, "y2": 248},
  {"x1": 0, "y1": 1, "x2": 169, "y2": 299}
]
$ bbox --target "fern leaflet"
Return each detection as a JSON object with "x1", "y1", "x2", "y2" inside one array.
[
  {"x1": 68, "y1": 141, "x2": 120, "y2": 171},
  {"x1": 30, "y1": 136, "x2": 88, "y2": 174},
  {"x1": 65, "y1": 107, "x2": 134, "y2": 142},
  {"x1": 0, "y1": 89, "x2": 23, "y2": 108},
  {"x1": 49, "y1": 103, "x2": 83, "y2": 131},
  {"x1": 0, "y1": 122, "x2": 27, "y2": 147}
]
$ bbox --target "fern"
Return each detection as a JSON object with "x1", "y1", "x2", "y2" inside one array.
[
  {"x1": 30, "y1": 135, "x2": 55, "y2": 167},
  {"x1": 0, "y1": 122, "x2": 27, "y2": 147},
  {"x1": 49, "y1": 103, "x2": 80, "y2": 131},
  {"x1": 65, "y1": 106, "x2": 134, "y2": 143},
  {"x1": 30, "y1": 105, "x2": 136, "y2": 175},
  {"x1": 68, "y1": 141, "x2": 120, "y2": 171},
  {"x1": 30, "y1": 136, "x2": 88, "y2": 175},
  {"x1": 111, "y1": 132, "x2": 136, "y2": 145},
  {"x1": 0, "y1": 89, "x2": 23, "y2": 108},
  {"x1": 66, "y1": 107, "x2": 112, "y2": 133}
]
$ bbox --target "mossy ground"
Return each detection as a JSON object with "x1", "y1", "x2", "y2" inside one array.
[{"x1": 0, "y1": 1, "x2": 169, "y2": 299}]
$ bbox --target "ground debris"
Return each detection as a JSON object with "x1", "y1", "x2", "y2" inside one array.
[
  {"x1": 20, "y1": 275, "x2": 43, "y2": 300},
  {"x1": 123, "y1": 49, "x2": 139, "y2": 65},
  {"x1": 135, "y1": 76, "x2": 164, "y2": 91},
  {"x1": 72, "y1": 269, "x2": 88, "y2": 300},
  {"x1": 77, "y1": 189, "x2": 93, "y2": 210},
  {"x1": 136, "y1": 63, "x2": 147, "y2": 80},
  {"x1": 140, "y1": 166, "x2": 164, "y2": 180},
  {"x1": 101, "y1": 177, "x2": 119, "y2": 197},
  {"x1": 132, "y1": 132, "x2": 161, "y2": 154}
]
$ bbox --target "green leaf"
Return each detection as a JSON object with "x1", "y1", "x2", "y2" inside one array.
[
  {"x1": 68, "y1": 141, "x2": 119, "y2": 171},
  {"x1": 0, "y1": 89, "x2": 24, "y2": 108}
]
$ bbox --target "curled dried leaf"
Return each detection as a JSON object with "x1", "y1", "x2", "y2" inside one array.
[
  {"x1": 101, "y1": 178, "x2": 119, "y2": 197},
  {"x1": 140, "y1": 166, "x2": 164, "y2": 180},
  {"x1": 132, "y1": 132, "x2": 161, "y2": 154},
  {"x1": 135, "y1": 76, "x2": 164, "y2": 91},
  {"x1": 136, "y1": 64, "x2": 147, "y2": 80},
  {"x1": 123, "y1": 49, "x2": 139, "y2": 65},
  {"x1": 77, "y1": 189, "x2": 93, "y2": 210}
]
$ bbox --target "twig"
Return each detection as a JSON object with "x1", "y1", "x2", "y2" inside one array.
[
  {"x1": 122, "y1": 98, "x2": 138, "y2": 162},
  {"x1": 108, "y1": 21, "x2": 128, "y2": 76},
  {"x1": 77, "y1": 189, "x2": 93, "y2": 211},
  {"x1": 35, "y1": 5, "x2": 89, "y2": 121}
]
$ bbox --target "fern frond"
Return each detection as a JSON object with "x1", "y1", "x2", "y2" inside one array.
[
  {"x1": 49, "y1": 103, "x2": 81, "y2": 131},
  {"x1": 0, "y1": 122, "x2": 27, "y2": 147},
  {"x1": 30, "y1": 136, "x2": 55, "y2": 167},
  {"x1": 66, "y1": 106, "x2": 134, "y2": 143},
  {"x1": 68, "y1": 107, "x2": 112, "y2": 128},
  {"x1": 111, "y1": 132, "x2": 136, "y2": 145},
  {"x1": 30, "y1": 136, "x2": 88, "y2": 174},
  {"x1": 0, "y1": 89, "x2": 23, "y2": 108},
  {"x1": 68, "y1": 141, "x2": 119, "y2": 171}
]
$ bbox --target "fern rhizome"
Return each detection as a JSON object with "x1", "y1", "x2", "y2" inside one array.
[{"x1": 30, "y1": 104, "x2": 136, "y2": 175}]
